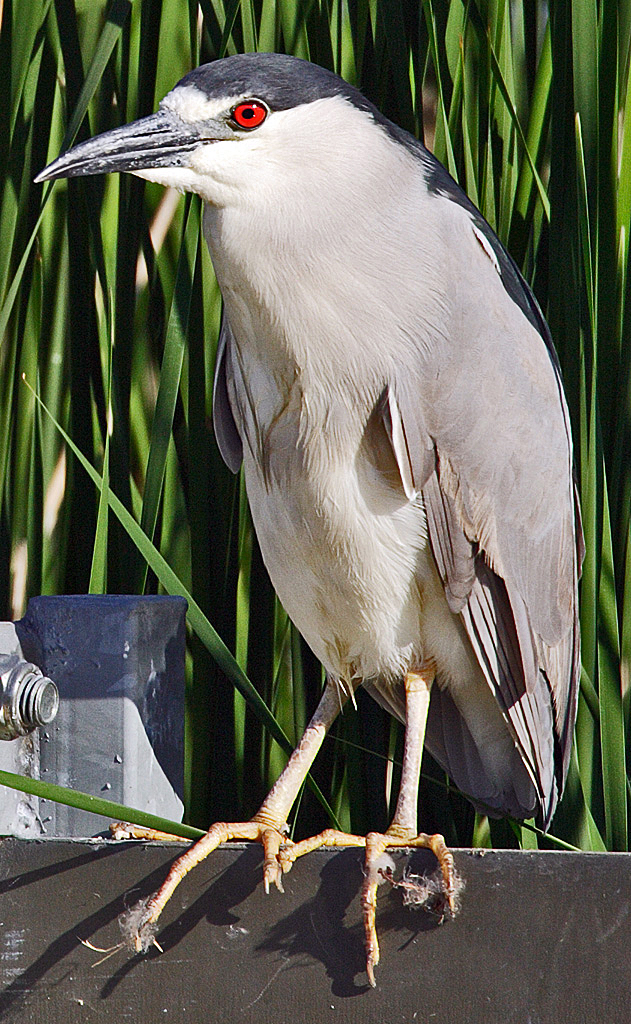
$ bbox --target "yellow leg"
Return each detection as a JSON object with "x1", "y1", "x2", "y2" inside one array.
[
  {"x1": 123, "y1": 819, "x2": 288, "y2": 952},
  {"x1": 110, "y1": 824, "x2": 183, "y2": 841},
  {"x1": 280, "y1": 667, "x2": 457, "y2": 988},
  {"x1": 120, "y1": 677, "x2": 357, "y2": 952},
  {"x1": 361, "y1": 828, "x2": 456, "y2": 986},
  {"x1": 116, "y1": 668, "x2": 458, "y2": 988},
  {"x1": 362, "y1": 667, "x2": 457, "y2": 986}
]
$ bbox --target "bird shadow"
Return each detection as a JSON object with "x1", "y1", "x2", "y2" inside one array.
[
  {"x1": 99, "y1": 842, "x2": 266, "y2": 997},
  {"x1": 256, "y1": 847, "x2": 445, "y2": 997},
  {"x1": 0, "y1": 842, "x2": 447, "y2": 1015},
  {"x1": 258, "y1": 847, "x2": 372, "y2": 997},
  {"x1": 99, "y1": 844, "x2": 446, "y2": 1000},
  {"x1": 0, "y1": 842, "x2": 169, "y2": 1021}
]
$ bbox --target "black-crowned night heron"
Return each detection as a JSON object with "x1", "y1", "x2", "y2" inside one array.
[{"x1": 37, "y1": 52, "x2": 583, "y2": 986}]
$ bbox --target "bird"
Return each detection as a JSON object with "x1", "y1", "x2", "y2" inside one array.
[{"x1": 36, "y1": 52, "x2": 583, "y2": 986}]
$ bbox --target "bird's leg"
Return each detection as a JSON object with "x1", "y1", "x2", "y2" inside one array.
[
  {"x1": 252, "y1": 676, "x2": 364, "y2": 890},
  {"x1": 120, "y1": 676, "x2": 354, "y2": 954},
  {"x1": 361, "y1": 667, "x2": 457, "y2": 987},
  {"x1": 278, "y1": 667, "x2": 456, "y2": 987}
]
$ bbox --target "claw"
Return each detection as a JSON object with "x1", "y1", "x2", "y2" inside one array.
[
  {"x1": 104, "y1": 806, "x2": 459, "y2": 991},
  {"x1": 112, "y1": 819, "x2": 287, "y2": 953},
  {"x1": 261, "y1": 826, "x2": 285, "y2": 892},
  {"x1": 361, "y1": 830, "x2": 459, "y2": 987},
  {"x1": 117, "y1": 897, "x2": 161, "y2": 954},
  {"x1": 263, "y1": 862, "x2": 284, "y2": 893},
  {"x1": 278, "y1": 842, "x2": 295, "y2": 876}
]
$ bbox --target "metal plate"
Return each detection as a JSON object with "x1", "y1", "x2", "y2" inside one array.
[{"x1": 0, "y1": 838, "x2": 629, "y2": 1022}]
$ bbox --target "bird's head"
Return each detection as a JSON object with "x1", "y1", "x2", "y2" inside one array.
[{"x1": 35, "y1": 53, "x2": 404, "y2": 209}]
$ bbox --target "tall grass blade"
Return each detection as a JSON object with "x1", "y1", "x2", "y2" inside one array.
[{"x1": 0, "y1": 768, "x2": 204, "y2": 839}]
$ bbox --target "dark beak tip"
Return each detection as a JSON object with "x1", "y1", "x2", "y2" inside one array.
[
  {"x1": 34, "y1": 156, "x2": 73, "y2": 185},
  {"x1": 32, "y1": 109, "x2": 208, "y2": 187}
]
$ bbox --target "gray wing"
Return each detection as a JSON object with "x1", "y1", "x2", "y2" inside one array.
[
  {"x1": 385, "y1": 197, "x2": 582, "y2": 828},
  {"x1": 212, "y1": 316, "x2": 243, "y2": 473}
]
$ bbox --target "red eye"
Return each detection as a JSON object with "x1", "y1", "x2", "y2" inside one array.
[{"x1": 232, "y1": 101, "x2": 268, "y2": 130}]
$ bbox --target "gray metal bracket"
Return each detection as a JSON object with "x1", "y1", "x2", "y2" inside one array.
[{"x1": 0, "y1": 595, "x2": 186, "y2": 837}]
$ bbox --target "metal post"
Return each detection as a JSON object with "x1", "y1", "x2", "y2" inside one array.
[{"x1": 0, "y1": 595, "x2": 187, "y2": 837}]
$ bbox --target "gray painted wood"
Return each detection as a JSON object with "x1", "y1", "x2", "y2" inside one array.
[{"x1": 0, "y1": 838, "x2": 628, "y2": 1022}]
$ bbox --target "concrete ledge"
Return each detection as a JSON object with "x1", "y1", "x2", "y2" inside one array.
[{"x1": 0, "y1": 838, "x2": 628, "y2": 1022}]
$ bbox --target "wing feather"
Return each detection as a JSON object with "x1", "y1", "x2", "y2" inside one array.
[
  {"x1": 212, "y1": 316, "x2": 243, "y2": 473},
  {"x1": 382, "y1": 228, "x2": 582, "y2": 824}
]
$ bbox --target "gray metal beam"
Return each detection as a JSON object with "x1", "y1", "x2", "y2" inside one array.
[{"x1": 0, "y1": 839, "x2": 628, "y2": 1022}]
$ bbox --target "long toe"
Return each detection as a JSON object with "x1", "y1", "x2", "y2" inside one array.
[
  {"x1": 117, "y1": 819, "x2": 287, "y2": 953},
  {"x1": 360, "y1": 830, "x2": 459, "y2": 987},
  {"x1": 278, "y1": 827, "x2": 365, "y2": 875},
  {"x1": 361, "y1": 832, "x2": 393, "y2": 987},
  {"x1": 262, "y1": 827, "x2": 286, "y2": 892}
]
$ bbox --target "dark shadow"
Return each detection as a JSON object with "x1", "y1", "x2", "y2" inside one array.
[
  {"x1": 258, "y1": 847, "x2": 370, "y2": 997},
  {"x1": 257, "y1": 847, "x2": 445, "y2": 998},
  {"x1": 0, "y1": 843, "x2": 182, "y2": 1021},
  {"x1": 99, "y1": 845, "x2": 447, "y2": 1000},
  {"x1": 0, "y1": 841, "x2": 123, "y2": 896},
  {"x1": 0, "y1": 842, "x2": 449, "y2": 1016},
  {"x1": 99, "y1": 843, "x2": 264, "y2": 998}
]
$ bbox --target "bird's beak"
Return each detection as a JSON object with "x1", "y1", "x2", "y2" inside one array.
[{"x1": 35, "y1": 108, "x2": 231, "y2": 183}]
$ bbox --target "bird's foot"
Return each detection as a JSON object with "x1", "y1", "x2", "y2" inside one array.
[
  {"x1": 362, "y1": 827, "x2": 459, "y2": 987},
  {"x1": 278, "y1": 824, "x2": 459, "y2": 988},
  {"x1": 116, "y1": 817, "x2": 289, "y2": 954}
]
